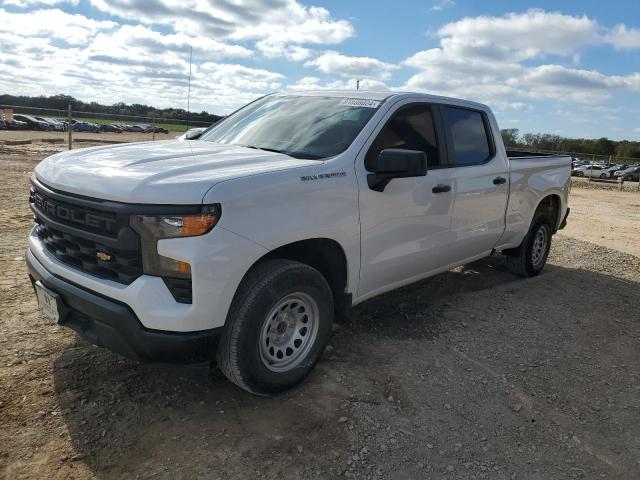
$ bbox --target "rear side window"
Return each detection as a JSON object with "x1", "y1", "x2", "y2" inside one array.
[
  {"x1": 365, "y1": 104, "x2": 440, "y2": 170},
  {"x1": 443, "y1": 106, "x2": 492, "y2": 166}
]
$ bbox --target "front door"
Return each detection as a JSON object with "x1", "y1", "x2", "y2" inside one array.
[{"x1": 356, "y1": 101, "x2": 456, "y2": 300}]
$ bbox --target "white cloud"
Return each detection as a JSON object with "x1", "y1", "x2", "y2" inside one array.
[
  {"x1": 606, "y1": 24, "x2": 640, "y2": 50},
  {"x1": 431, "y1": 0, "x2": 455, "y2": 12},
  {"x1": 0, "y1": 8, "x2": 283, "y2": 115},
  {"x1": 257, "y1": 42, "x2": 312, "y2": 61},
  {"x1": 402, "y1": 9, "x2": 640, "y2": 108},
  {"x1": 90, "y1": 24, "x2": 252, "y2": 62},
  {"x1": 305, "y1": 52, "x2": 397, "y2": 81},
  {"x1": 88, "y1": 0, "x2": 353, "y2": 60},
  {"x1": 437, "y1": 9, "x2": 601, "y2": 59},
  {"x1": 0, "y1": 8, "x2": 116, "y2": 45},
  {"x1": 3, "y1": 0, "x2": 78, "y2": 6}
]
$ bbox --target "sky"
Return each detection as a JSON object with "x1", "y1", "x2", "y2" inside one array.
[{"x1": 1, "y1": 0, "x2": 640, "y2": 140}]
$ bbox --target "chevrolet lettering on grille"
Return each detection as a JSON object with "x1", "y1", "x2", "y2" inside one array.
[{"x1": 32, "y1": 192, "x2": 116, "y2": 232}]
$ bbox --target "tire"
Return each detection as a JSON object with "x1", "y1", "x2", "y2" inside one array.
[
  {"x1": 577, "y1": 171, "x2": 584, "y2": 177},
  {"x1": 504, "y1": 215, "x2": 553, "y2": 278},
  {"x1": 216, "y1": 259, "x2": 334, "y2": 395},
  {"x1": 600, "y1": 173, "x2": 607, "y2": 178}
]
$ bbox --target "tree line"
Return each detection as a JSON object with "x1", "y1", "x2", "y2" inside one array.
[
  {"x1": 500, "y1": 128, "x2": 640, "y2": 160},
  {"x1": 0, "y1": 94, "x2": 222, "y2": 124}
]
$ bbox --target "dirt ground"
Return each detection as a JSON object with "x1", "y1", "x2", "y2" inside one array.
[
  {"x1": 1, "y1": 142, "x2": 639, "y2": 479},
  {"x1": 559, "y1": 185, "x2": 640, "y2": 257}
]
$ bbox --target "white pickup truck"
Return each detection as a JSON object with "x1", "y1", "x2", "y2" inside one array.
[{"x1": 26, "y1": 91, "x2": 570, "y2": 394}]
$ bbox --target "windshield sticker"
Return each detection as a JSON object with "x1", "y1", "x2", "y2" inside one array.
[{"x1": 339, "y1": 98, "x2": 381, "y2": 108}]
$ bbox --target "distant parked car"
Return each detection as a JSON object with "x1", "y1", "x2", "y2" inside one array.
[
  {"x1": 4, "y1": 120, "x2": 28, "y2": 130},
  {"x1": 124, "y1": 125, "x2": 145, "y2": 132},
  {"x1": 573, "y1": 165, "x2": 609, "y2": 178},
  {"x1": 177, "y1": 127, "x2": 206, "y2": 141},
  {"x1": 99, "y1": 124, "x2": 123, "y2": 133},
  {"x1": 152, "y1": 126, "x2": 169, "y2": 134},
  {"x1": 613, "y1": 166, "x2": 640, "y2": 181},
  {"x1": 13, "y1": 114, "x2": 51, "y2": 131},
  {"x1": 72, "y1": 122, "x2": 100, "y2": 133},
  {"x1": 604, "y1": 165, "x2": 628, "y2": 178},
  {"x1": 36, "y1": 117, "x2": 66, "y2": 131}
]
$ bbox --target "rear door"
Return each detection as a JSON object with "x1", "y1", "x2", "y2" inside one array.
[
  {"x1": 440, "y1": 105, "x2": 510, "y2": 262},
  {"x1": 356, "y1": 100, "x2": 456, "y2": 299}
]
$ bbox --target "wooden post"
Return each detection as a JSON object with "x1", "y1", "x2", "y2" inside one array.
[
  {"x1": 67, "y1": 104, "x2": 72, "y2": 150},
  {"x1": 152, "y1": 116, "x2": 156, "y2": 141},
  {"x1": 618, "y1": 176, "x2": 624, "y2": 191}
]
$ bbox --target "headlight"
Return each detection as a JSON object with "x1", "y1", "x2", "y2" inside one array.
[
  {"x1": 131, "y1": 204, "x2": 220, "y2": 278},
  {"x1": 135, "y1": 204, "x2": 220, "y2": 239}
]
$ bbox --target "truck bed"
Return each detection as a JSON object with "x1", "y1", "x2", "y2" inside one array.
[{"x1": 506, "y1": 149, "x2": 570, "y2": 159}]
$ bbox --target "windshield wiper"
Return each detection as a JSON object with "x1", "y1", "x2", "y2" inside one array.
[
  {"x1": 237, "y1": 144, "x2": 322, "y2": 160},
  {"x1": 238, "y1": 144, "x2": 287, "y2": 155}
]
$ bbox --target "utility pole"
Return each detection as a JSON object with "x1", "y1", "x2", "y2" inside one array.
[
  {"x1": 67, "y1": 104, "x2": 72, "y2": 150},
  {"x1": 356, "y1": 79, "x2": 360, "y2": 90},
  {"x1": 186, "y1": 45, "x2": 193, "y2": 128}
]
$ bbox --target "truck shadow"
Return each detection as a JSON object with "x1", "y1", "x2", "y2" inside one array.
[{"x1": 51, "y1": 255, "x2": 639, "y2": 478}]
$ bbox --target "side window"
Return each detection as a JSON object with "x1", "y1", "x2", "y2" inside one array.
[
  {"x1": 365, "y1": 104, "x2": 439, "y2": 170},
  {"x1": 443, "y1": 106, "x2": 492, "y2": 166}
]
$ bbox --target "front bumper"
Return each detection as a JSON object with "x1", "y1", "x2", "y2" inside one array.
[
  {"x1": 26, "y1": 250, "x2": 220, "y2": 363},
  {"x1": 28, "y1": 224, "x2": 267, "y2": 331}
]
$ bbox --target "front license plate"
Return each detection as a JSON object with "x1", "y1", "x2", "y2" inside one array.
[{"x1": 35, "y1": 281, "x2": 60, "y2": 323}]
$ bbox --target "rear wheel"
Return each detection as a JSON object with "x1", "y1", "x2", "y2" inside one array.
[
  {"x1": 600, "y1": 173, "x2": 607, "y2": 178},
  {"x1": 216, "y1": 259, "x2": 333, "y2": 395},
  {"x1": 504, "y1": 215, "x2": 552, "y2": 278}
]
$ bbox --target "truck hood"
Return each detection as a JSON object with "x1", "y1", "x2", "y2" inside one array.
[{"x1": 34, "y1": 140, "x2": 318, "y2": 204}]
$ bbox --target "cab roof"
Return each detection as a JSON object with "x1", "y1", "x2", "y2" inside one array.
[{"x1": 278, "y1": 90, "x2": 490, "y2": 111}]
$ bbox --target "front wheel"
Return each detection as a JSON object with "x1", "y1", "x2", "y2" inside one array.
[
  {"x1": 216, "y1": 259, "x2": 334, "y2": 395},
  {"x1": 503, "y1": 216, "x2": 552, "y2": 278}
]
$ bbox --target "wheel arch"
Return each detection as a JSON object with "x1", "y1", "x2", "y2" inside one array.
[
  {"x1": 244, "y1": 238, "x2": 351, "y2": 316},
  {"x1": 532, "y1": 193, "x2": 562, "y2": 232}
]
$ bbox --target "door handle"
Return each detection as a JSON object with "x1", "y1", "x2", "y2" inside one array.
[
  {"x1": 432, "y1": 184, "x2": 451, "y2": 193},
  {"x1": 493, "y1": 176, "x2": 507, "y2": 185}
]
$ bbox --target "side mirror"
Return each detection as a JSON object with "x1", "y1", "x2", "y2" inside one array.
[
  {"x1": 367, "y1": 148, "x2": 427, "y2": 192},
  {"x1": 185, "y1": 129, "x2": 204, "y2": 140}
]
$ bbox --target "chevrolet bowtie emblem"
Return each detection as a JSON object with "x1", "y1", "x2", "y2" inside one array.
[{"x1": 96, "y1": 252, "x2": 111, "y2": 261}]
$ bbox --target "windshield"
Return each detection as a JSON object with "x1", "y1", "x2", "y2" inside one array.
[{"x1": 200, "y1": 95, "x2": 382, "y2": 159}]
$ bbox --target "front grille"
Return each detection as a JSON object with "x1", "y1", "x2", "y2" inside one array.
[
  {"x1": 35, "y1": 223, "x2": 143, "y2": 284},
  {"x1": 30, "y1": 184, "x2": 143, "y2": 285}
]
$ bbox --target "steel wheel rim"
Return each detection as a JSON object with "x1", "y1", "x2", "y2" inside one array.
[
  {"x1": 531, "y1": 226, "x2": 547, "y2": 268},
  {"x1": 259, "y1": 292, "x2": 320, "y2": 372}
]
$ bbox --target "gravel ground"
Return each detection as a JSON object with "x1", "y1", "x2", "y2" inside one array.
[{"x1": 1, "y1": 142, "x2": 639, "y2": 479}]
